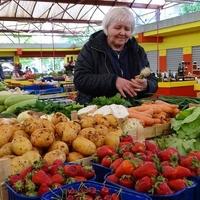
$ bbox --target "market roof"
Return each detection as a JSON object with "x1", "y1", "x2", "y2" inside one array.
[{"x1": 0, "y1": 0, "x2": 195, "y2": 35}]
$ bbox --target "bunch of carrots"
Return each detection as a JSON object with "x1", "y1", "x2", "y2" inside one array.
[{"x1": 128, "y1": 100, "x2": 180, "y2": 127}]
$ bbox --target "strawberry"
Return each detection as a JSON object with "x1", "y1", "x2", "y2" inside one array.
[
  {"x1": 156, "y1": 182, "x2": 173, "y2": 195},
  {"x1": 120, "y1": 135, "x2": 133, "y2": 143},
  {"x1": 32, "y1": 170, "x2": 52, "y2": 186},
  {"x1": 180, "y1": 155, "x2": 200, "y2": 170},
  {"x1": 168, "y1": 179, "x2": 187, "y2": 191},
  {"x1": 161, "y1": 161, "x2": 170, "y2": 167},
  {"x1": 115, "y1": 160, "x2": 135, "y2": 177},
  {"x1": 82, "y1": 166, "x2": 95, "y2": 179},
  {"x1": 110, "y1": 158, "x2": 123, "y2": 171},
  {"x1": 132, "y1": 162, "x2": 158, "y2": 179},
  {"x1": 9, "y1": 175, "x2": 22, "y2": 185},
  {"x1": 119, "y1": 175, "x2": 134, "y2": 188},
  {"x1": 135, "y1": 152, "x2": 147, "y2": 161},
  {"x1": 131, "y1": 142, "x2": 146, "y2": 153},
  {"x1": 135, "y1": 176, "x2": 153, "y2": 192},
  {"x1": 104, "y1": 195, "x2": 112, "y2": 200},
  {"x1": 96, "y1": 145, "x2": 115, "y2": 159},
  {"x1": 24, "y1": 179, "x2": 36, "y2": 192},
  {"x1": 122, "y1": 152, "x2": 134, "y2": 160},
  {"x1": 53, "y1": 159, "x2": 64, "y2": 166},
  {"x1": 64, "y1": 165, "x2": 81, "y2": 177},
  {"x1": 145, "y1": 151, "x2": 155, "y2": 161},
  {"x1": 106, "y1": 174, "x2": 119, "y2": 183},
  {"x1": 145, "y1": 140, "x2": 159, "y2": 153},
  {"x1": 111, "y1": 153, "x2": 120, "y2": 161},
  {"x1": 101, "y1": 156, "x2": 112, "y2": 167},
  {"x1": 74, "y1": 176, "x2": 87, "y2": 182},
  {"x1": 19, "y1": 166, "x2": 32, "y2": 179},
  {"x1": 162, "y1": 165, "x2": 176, "y2": 179},
  {"x1": 51, "y1": 174, "x2": 64, "y2": 184},
  {"x1": 38, "y1": 183, "x2": 49, "y2": 196},
  {"x1": 100, "y1": 186, "x2": 110, "y2": 197},
  {"x1": 13, "y1": 180, "x2": 24, "y2": 192},
  {"x1": 118, "y1": 144, "x2": 132, "y2": 155},
  {"x1": 189, "y1": 151, "x2": 200, "y2": 160},
  {"x1": 158, "y1": 147, "x2": 178, "y2": 161},
  {"x1": 174, "y1": 166, "x2": 192, "y2": 179},
  {"x1": 111, "y1": 193, "x2": 120, "y2": 200}
]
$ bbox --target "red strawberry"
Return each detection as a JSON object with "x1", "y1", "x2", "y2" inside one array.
[
  {"x1": 101, "y1": 156, "x2": 112, "y2": 167},
  {"x1": 145, "y1": 151, "x2": 155, "y2": 161},
  {"x1": 135, "y1": 152, "x2": 147, "y2": 161},
  {"x1": 74, "y1": 176, "x2": 87, "y2": 182},
  {"x1": 131, "y1": 142, "x2": 146, "y2": 153},
  {"x1": 168, "y1": 179, "x2": 187, "y2": 191},
  {"x1": 119, "y1": 141, "x2": 132, "y2": 147},
  {"x1": 38, "y1": 183, "x2": 49, "y2": 196},
  {"x1": 107, "y1": 174, "x2": 119, "y2": 183},
  {"x1": 115, "y1": 160, "x2": 135, "y2": 177},
  {"x1": 156, "y1": 182, "x2": 173, "y2": 195},
  {"x1": 53, "y1": 159, "x2": 64, "y2": 166},
  {"x1": 32, "y1": 170, "x2": 52, "y2": 186},
  {"x1": 96, "y1": 145, "x2": 115, "y2": 159},
  {"x1": 120, "y1": 135, "x2": 133, "y2": 143},
  {"x1": 158, "y1": 147, "x2": 178, "y2": 161},
  {"x1": 82, "y1": 166, "x2": 95, "y2": 179},
  {"x1": 145, "y1": 140, "x2": 159, "y2": 153},
  {"x1": 111, "y1": 193, "x2": 120, "y2": 200},
  {"x1": 123, "y1": 152, "x2": 134, "y2": 160},
  {"x1": 9, "y1": 175, "x2": 22, "y2": 185},
  {"x1": 51, "y1": 174, "x2": 64, "y2": 184},
  {"x1": 132, "y1": 162, "x2": 158, "y2": 179},
  {"x1": 111, "y1": 153, "x2": 120, "y2": 161},
  {"x1": 180, "y1": 155, "x2": 200, "y2": 170},
  {"x1": 174, "y1": 166, "x2": 192, "y2": 179},
  {"x1": 119, "y1": 175, "x2": 134, "y2": 188},
  {"x1": 64, "y1": 165, "x2": 81, "y2": 177},
  {"x1": 189, "y1": 151, "x2": 200, "y2": 160},
  {"x1": 161, "y1": 161, "x2": 170, "y2": 167},
  {"x1": 100, "y1": 186, "x2": 110, "y2": 197},
  {"x1": 110, "y1": 158, "x2": 123, "y2": 171},
  {"x1": 135, "y1": 176, "x2": 153, "y2": 192},
  {"x1": 19, "y1": 167, "x2": 32, "y2": 179},
  {"x1": 118, "y1": 143, "x2": 132, "y2": 155},
  {"x1": 162, "y1": 165, "x2": 176, "y2": 179}
]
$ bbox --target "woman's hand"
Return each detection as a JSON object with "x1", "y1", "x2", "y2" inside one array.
[
  {"x1": 116, "y1": 77, "x2": 138, "y2": 98},
  {"x1": 131, "y1": 78, "x2": 148, "y2": 92}
]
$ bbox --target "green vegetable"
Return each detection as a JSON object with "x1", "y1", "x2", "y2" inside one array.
[
  {"x1": 4, "y1": 94, "x2": 37, "y2": 107},
  {"x1": 0, "y1": 105, "x2": 5, "y2": 112}
]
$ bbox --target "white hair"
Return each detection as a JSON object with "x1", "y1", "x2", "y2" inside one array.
[{"x1": 102, "y1": 7, "x2": 135, "y2": 35}]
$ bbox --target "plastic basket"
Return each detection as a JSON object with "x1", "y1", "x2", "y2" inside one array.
[
  {"x1": 6, "y1": 183, "x2": 40, "y2": 200},
  {"x1": 92, "y1": 163, "x2": 112, "y2": 183},
  {"x1": 28, "y1": 87, "x2": 64, "y2": 95},
  {"x1": 105, "y1": 173, "x2": 197, "y2": 200},
  {"x1": 190, "y1": 176, "x2": 200, "y2": 200},
  {"x1": 42, "y1": 181, "x2": 152, "y2": 200}
]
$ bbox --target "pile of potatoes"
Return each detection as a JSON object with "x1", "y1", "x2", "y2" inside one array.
[{"x1": 0, "y1": 112, "x2": 122, "y2": 174}]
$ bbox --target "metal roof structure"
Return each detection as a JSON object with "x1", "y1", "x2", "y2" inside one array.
[{"x1": 0, "y1": 0, "x2": 199, "y2": 45}]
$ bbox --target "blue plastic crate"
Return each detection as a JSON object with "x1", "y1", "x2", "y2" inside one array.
[
  {"x1": 105, "y1": 173, "x2": 197, "y2": 200},
  {"x1": 42, "y1": 181, "x2": 152, "y2": 200},
  {"x1": 190, "y1": 176, "x2": 200, "y2": 200},
  {"x1": 6, "y1": 183, "x2": 40, "y2": 200},
  {"x1": 29, "y1": 87, "x2": 64, "y2": 95},
  {"x1": 92, "y1": 163, "x2": 112, "y2": 183}
]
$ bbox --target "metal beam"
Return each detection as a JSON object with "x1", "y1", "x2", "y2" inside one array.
[
  {"x1": 18, "y1": 0, "x2": 163, "y2": 9},
  {"x1": 0, "y1": 17, "x2": 101, "y2": 24}
]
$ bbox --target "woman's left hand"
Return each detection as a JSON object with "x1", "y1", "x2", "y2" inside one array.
[{"x1": 131, "y1": 78, "x2": 147, "y2": 92}]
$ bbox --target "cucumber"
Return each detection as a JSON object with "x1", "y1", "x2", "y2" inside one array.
[
  {"x1": 4, "y1": 94, "x2": 37, "y2": 107},
  {"x1": 2, "y1": 99, "x2": 37, "y2": 114}
]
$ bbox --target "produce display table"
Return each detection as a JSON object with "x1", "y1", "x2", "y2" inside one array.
[{"x1": 156, "y1": 81, "x2": 197, "y2": 97}]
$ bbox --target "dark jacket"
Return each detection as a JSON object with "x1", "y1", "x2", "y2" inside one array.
[{"x1": 74, "y1": 31, "x2": 158, "y2": 104}]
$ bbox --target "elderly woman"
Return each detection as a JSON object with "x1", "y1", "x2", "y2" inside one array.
[{"x1": 74, "y1": 7, "x2": 158, "y2": 104}]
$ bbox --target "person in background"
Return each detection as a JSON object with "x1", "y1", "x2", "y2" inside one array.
[
  {"x1": 74, "y1": 7, "x2": 158, "y2": 104},
  {"x1": 64, "y1": 61, "x2": 75, "y2": 76},
  {"x1": 0, "y1": 63, "x2": 5, "y2": 81},
  {"x1": 12, "y1": 63, "x2": 24, "y2": 79}
]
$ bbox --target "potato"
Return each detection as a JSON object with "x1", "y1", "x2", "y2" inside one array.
[
  {"x1": 41, "y1": 119, "x2": 55, "y2": 133},
  {"x1": 62, "y1": 127, "x2": 77, "y2": 144},
  {"x1": 22, "y1": 150, "x2": 41, "y2": 165},
  {"x1": 11, "y1": 156, "x2": 30, "y2": 175},
  {"x1": 67, "y1": 152, "x2": 84, "y2": 162},
  {"x1": 94, "y1": 115, "x2": 110, "y2": 127},
  {"x1": 109, "y1": 126, "x2": 123, "y2": 137},
  {"x1": 105, "y1": 114, "x2": 119, "y2": 128},
  {"x1": 23, "y1": 118, "x2": 43, "y2": 135},
  {"x1": 11, "y1": 136, "x2": 32, "y2": 156},
  {"x1": 55, "y1": 122, "x2": 69, "y2": 138},
  {"x1": 68, "y1": 121, "x2": 81, "y2": 133},
  {"x1": 43, "y1": 150, "x2": 66, "y2": 165},
  {"x1": 104, "y1": 133, "x2": 120, "y2": 150},
  {"x1": 0, "y1": 142, "x2": 12, "y2": 157},
  {"x1": 95, "y1": 124, "x2": 108, "y2": 135},
  {"x1": 12, "y1": 123, "x2": 25, "y2": 131},
  {"x1": 49, "y1": 141, "x2": 69, "y2": 155},
  {"x1": 12, "y1": 130, "x2": 29, "y2": 140},
  {"x1": 31, "y1": 128, "x2": 55, "y2": 148},
  {"x1": 72, "y1": 136, "x2": 96, "y2": 156},
  {"x1": 51, "y1": 112, "x2": 69, "y2": 125},
  {"x1": 0, "y1": 125, "x2": 13, "y2": 147},
  {"x1": 80, "y1": 117, "x2": 95, "y2": 128}
]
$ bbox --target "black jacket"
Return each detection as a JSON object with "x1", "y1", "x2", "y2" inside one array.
[{"x1": 74, "y1": 31, "x2": 158, "y2": 104}]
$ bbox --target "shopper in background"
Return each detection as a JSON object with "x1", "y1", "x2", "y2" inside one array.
[
  {"x1": 12, "y1": 63, "x2": 24, "y2": 79},
  {"x1": 74, "y1": 7, "x2": 158, "y2": 104},
  {"x1": 0, "y1": 63, "x2": 5, "y2": 81}
]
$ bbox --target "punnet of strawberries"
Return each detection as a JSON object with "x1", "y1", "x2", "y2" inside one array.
[
  {"x1": 48, "y1": 183, "x2": 121, "y2": 200},
  {"x1": 95, "y1": 135, "x2": 200, "y2": 196},
  {"x1": 7, "y1": 159, "x2": 95, "y2": 197}
]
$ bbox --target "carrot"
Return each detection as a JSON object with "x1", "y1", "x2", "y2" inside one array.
[
  {"x1": 153, "y1": 112, "x2": 167, "y2": 120},
  {"x1": 128, "y1": 109, "x2": 152, "y2": 118},
  {"x1": 153, "y1": 118, "x2": 162, "y2": 124},
  {"x1": 155, "y1": 100, "x2": 178, "y2": 108}
]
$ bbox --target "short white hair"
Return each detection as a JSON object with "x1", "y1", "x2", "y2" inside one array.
[{"x1": 102, "y1": 7, "x2": 135, "y2": 35}]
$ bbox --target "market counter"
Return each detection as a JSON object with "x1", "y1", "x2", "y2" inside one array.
[{"x1": 156, "y1": 81, "x2": 197, "y2": 97}]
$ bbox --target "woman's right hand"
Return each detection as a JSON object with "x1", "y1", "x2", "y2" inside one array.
[{"x1": 116, "y1": 77, "x2": 138, "y2": 98}]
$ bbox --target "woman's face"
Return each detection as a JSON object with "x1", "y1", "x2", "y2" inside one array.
[{"x1": 107, "y1": 21, "x2": 132, "y2": 49}]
